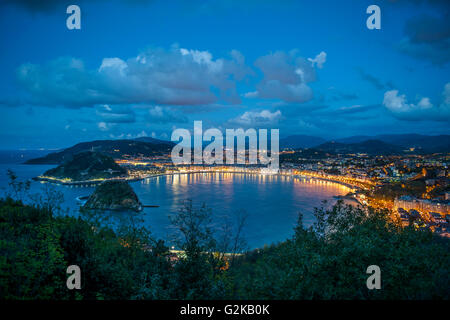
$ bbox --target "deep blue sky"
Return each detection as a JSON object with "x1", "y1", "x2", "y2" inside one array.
[{"x1": 0, "y1": 0, "x2": 449, "y2": 149}]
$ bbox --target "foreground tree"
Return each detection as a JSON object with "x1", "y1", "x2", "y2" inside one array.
[
  {"x1": 0, "y1": 197, "x2": 174, "y2": 300},
  {"x1": 232, "y1": 201, "x2": 449, "y2": 299},
  {"x1": 1, "y1": 171, "x2": 448, "y2": 300},
  {"x1": 169, "y1": 200, "x2": 228, "y2": 299}
]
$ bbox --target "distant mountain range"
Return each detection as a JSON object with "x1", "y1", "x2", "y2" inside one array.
[
  {"x1": 134, "y1": 136, "x2": 175, "y2": 145},
  {"x1": 314, "y1": 140, "x2": 401, "y2": 155},
  {"x1": 280, "y1": 134, "x2": 450, "y2": 154},
  {"x1": 334, "y1": 134, "x2": 450, "y2": 153},
  {"x1": 279, "y1": 135, "x2": 326, "y2": 149},
  {"x1": 25, "y1": 138, "x2": 174, "y2": 164},
  {"x1": 23, "y1": 133, "x2": 449, "y2": 164}
]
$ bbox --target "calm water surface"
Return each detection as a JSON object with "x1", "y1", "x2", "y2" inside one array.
[{"x1": 0, "y1": 158, "x2": 351, "y2": 248}]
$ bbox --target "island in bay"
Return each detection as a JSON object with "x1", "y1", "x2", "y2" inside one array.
[{"x1": 83, "y1": 180, "x2": 142, "y2": 212}]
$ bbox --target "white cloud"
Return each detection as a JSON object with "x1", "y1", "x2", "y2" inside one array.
[
  {"x1": 147, "y1": 105, "x2": 187, "y2": 123},
  {"x1": 249, "y1": 50, "x2": 322, "y2": 103},
  {"x1": 417, "y1": 97, "x2": 433, "y2": 109},
  {"x1": 95, "y1": 104, "x2": 136, "y2": 123},
  {"x1": 383, "y1": 84, "x2": 450, "y2": 121},
  {"x1": 97, "y1": 122, "x2": 108, "y2": 131},
  {"x1": 180, "y1": 48, "x2": 223, "y2": 73},
  {"x1": 308, "y1": 51, "x2": 327, "y2": 69},
  {"x1": 230, "y1": 109, "x2": 282, "y2": 126},
  {"x1": 298, "y1": 119, "x2": 316, "y2": 129},
  {"x1": 135, "y1": 130, "x2": 148, "y2": 138},
  {"x1": 383, "y1": 90, "x2": 433, "y2": 113},
  {"x1": 444, "y1": 83, "x2": 450, "y2": 105},
  {"x1": 16, "y1": 46, "x2": 250, "y2": 108},
  {"x1": 109, "y1": 130, "x2": 149, "y2": 139},
  {"x1": 148, "y1": 106, "x2": 164, "y2": 118},
  {"x1": 243, "y1": 91, "x2": 259, "y2": 98},
  {"x1": 98, "y1": 57, "x2": 128, "y2": 76}
]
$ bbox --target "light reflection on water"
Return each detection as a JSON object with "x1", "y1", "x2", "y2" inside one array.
[
  {"x1": 0, "y1": 164, "x2": 351, "y2": 249},
  {"x1": 136, "y1": 172, "x2": 351, "y2": 248}
]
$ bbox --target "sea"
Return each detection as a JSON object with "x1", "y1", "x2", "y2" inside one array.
[{"x1": 0, "y1": 150, "x2": 352, "y2": 249}]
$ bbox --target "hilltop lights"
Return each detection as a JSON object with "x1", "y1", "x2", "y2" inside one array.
[{"x1": 171, "y1": 121, "x2": 280, "y2": 171}]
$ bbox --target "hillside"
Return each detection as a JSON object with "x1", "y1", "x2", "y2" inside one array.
[
  {"x1": 25, "y1": 139, "x2": 174, "y2": 164},
  {"x1": 316, "y1": 140, "x2": 401, "y2": 155},
  {"x1": 42, "y1": 152, "x2": 126, "y2": 181},
  {"x1": 336, "y1": 134, "x2": 450, "y2": 153},
  {"x1": 279, "y1": 134, "x2": 450, "y2": 153},
  {"x1": 83, "y1": 181, "x2": 142, "y2": 212},
  {"x1": 280, "y1": 148, "x2": 331, "y2": 163},
  {"x1": 279, "y1": 135, "x2": 326, "y2": 149},
  {"x1": 134, "y1": 136, "x2": 175, "y2": 145}
]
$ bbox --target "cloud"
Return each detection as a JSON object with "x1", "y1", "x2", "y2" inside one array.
[
  {"x1": 397, "y1": 38, "x2": 450, "y2": 65},
  {"x1": 147, "y1": 106, "x2": 187, "y2": 123},
  {"x1": 97, "y1": 122, "x2": 111, "y2": 131},
  {"x1": 108, "y1": 130, "x2": 151, "y2": 140},
  {"x1": 444, "y1": 82, "x2": 450, "y2": 105},
  {"x1": 356, "y1": 68, "x2": 394, "y2": 90},
  {"x1": 244, "y1": 50, "x2": 323, "y2": 103},
  {"x1": 297, "y1": 119, "x2": 317, "y2": 130},
  {"x1": 98, "y1": 58, "x2": 128, "y2": 76},
  {"x1": 308, "y1": 51, "x2": 327, "y2": 69},
  {"x1": 95, "y1": 104, "x2": 136, "y2": 123},
  {"x1": 383, "y1": 90, "x2": 432, "y2": 112},
  {"x1": 397, "y1": 12, "x2": 450, "y2": 65},
  {"x1": 324, "y1": 87, "x2": 359, "y2": 102},
  {"x1": 387, "y1": 0, "x2": 450, "y2": 64},
  {"x1": 229, "y1": 109, "x2": 282, "y2": 126},
  {"x1": 2, "y1": 0, "x2": 64, "y2": 12},
  {"x1": 404, "y1": 14, "x2": 450, "y2": 44},
  {"x1": 383, "y1": 83, "x2": 450, "y2": 121},
  {"x1": 16, "y1": 46, "x2": 250, "y2": 108},
  {"x1": 180, "y1": 48, "x2": 224, "y2": 73},
  {"x1": 1, "y1": 0, "x2": 155, "y2": 12},
  {"x1": 387, "y1": 0, "x2": 449, "y2": 9},
  {"x1": 243, "y1": 91, "x2": 259, "y2": 98},
  {"x1": 333, "y1": 104, "x2": 380, "y2": 115}
]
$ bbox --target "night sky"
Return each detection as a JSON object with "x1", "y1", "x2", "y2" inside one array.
[{"x1": 0, "y1": 0, "x2": 449, "y2": 149}]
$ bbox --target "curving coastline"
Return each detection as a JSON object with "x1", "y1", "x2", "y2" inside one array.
[{"x1": 34, "y1": 170, "x2": 361, "y2": 192}]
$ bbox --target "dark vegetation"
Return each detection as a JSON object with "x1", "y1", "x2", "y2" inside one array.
[
  {"x1": 83, "y1": 181, "x2": 142, "y2": 212},
  {"x1": 232, "y1": 203, "x2": 449, "y2": 299},
  {"x1": 279, "y1": 134, "x2": 450, "y2": 153},
  {"x1": 24, "y1": 134, "x2": 450, "y2": 166},
  {"x1": 279, "y1": 135, "x2": 326, "y2": 149},
  {"x1": 315, "y1": 140, "x2": 402, "y2": 155},
  {"x1": 25, "y1": 139, "x2": 174, "y2": 165},
  {"x1": 42, "y1": 152, "x2": 126, "y2": 181},
  {"x1": 371, "y1": 180, "x2": 427, "y2": 201},
  {"x1": 0, "y1": 172, "x2": 449, "y2": 300},
  {"x1": 280, "y1": 149, "x2": 331, "y2": 164}
]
